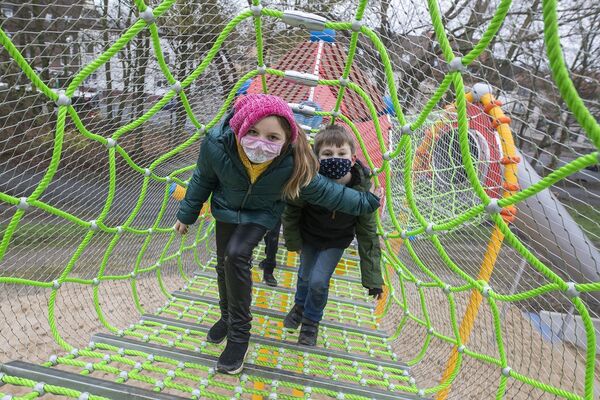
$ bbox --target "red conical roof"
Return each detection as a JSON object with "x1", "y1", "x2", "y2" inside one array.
[{"x1": 248, "y1": 39, "x2": 391, "y2": 182}]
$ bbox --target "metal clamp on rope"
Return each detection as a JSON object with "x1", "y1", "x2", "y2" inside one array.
[
  {"x1": 448, "y1": 57, "x2": 466, "y2": 73},
  {"x1": 171, "y1": 81, "x2": 182, "y2": 93},
  {"x1": 281, "y1": 10, "x2": 327, "y2": 31},
  {"x1": 33, "y1": 383, "x2": 45, "y2": 396},
  {"x1": 565, "y1": 282, "x2": 579, "y2": 298},
  {"x1": 425, "y1": 223, "x2": 435, "y2": 235},
  {"x1": 256, "y1": 65, "x2": 267, "y2": 75},
  {"x1": 139, "y1": 7, "x2": 155, "y2": 24},
  {"x1": 250, "y1": 5, "x2": 262, "y2": 17},
  {"x1": 481, "y1": 284, "x2": 492, "y2": 298},
  {"x1": 351, "y1": 20, "x2": 363, "y2": 32},
  {"x1": 55, "y1": 91, "x2": 71, "y2": 107},
  {"x1": 284, "y1": 70, "x2": 319, "y2": 87},
  {"x1": 17, "y1": 197, "x2": 29, "y2": 210},
  {"x1": 289, "y1": 103, "x2": 316, "y2": 116}
]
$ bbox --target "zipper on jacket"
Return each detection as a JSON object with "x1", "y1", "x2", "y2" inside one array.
[
  {"x1": 235, "y1": 151, "x2": 286, "y2": 224},
  {"x1": 238, "y1": 183, "x2": 253, "y2": 223}
]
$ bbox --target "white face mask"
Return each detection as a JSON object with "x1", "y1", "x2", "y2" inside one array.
[{"x1": 240, "y1": 135, "x2": 283, "y2": 163}]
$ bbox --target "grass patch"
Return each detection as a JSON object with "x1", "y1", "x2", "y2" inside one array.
[{"x1": 562, "y1": 201, "x2": 600, "y2": 247}]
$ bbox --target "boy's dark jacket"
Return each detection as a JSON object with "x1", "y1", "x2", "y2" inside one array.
[
  {"x1": 177, "y1": 111, "x2": 380, "y2": 230},
  {"x1": 282, "y1": 161, "x2": 383, "y2": 289}
]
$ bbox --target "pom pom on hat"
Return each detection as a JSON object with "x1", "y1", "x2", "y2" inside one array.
[{"x1": 229, "y1": 94, "x2": 299, "y2": 143}]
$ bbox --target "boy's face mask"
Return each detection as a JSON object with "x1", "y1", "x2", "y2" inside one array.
[
  {"x1": 317, "y1": 142, "x2": 355, "y2": 179},
  {"x1": 319, "y1": 157, "x2": 352, "y2": 179}
]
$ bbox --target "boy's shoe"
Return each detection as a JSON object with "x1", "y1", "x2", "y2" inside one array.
[
  {"x1": 217, "y1": 341, "x2": 249, "y2": 375},
  {"x1": 298, "y1": 317, "x2": 319, "y2": 346},
  {"x1": 283, "y1": 304, "x2": 304, "y2": 330},
  {"x1": 206, "y1": 319, "x2": 228, "y2": 344},
  {"x1": 263, "y1": 272, "x2": 278, "y2": 287}
]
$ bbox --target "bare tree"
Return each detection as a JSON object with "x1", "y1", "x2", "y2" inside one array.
[{"x1": 0, "y1": 1, "x2": 99, "y2": 150}]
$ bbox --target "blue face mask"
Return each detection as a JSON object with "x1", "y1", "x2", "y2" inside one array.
[{"x1": 319, "y1": 157, "x2": 352, "y2": 179}]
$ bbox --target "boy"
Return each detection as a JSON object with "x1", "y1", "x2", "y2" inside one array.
[
  {"x1": 282, "y1": 125, "x2": 383, "y2": 346},
  {"x1": 258, "y1": 219, "x2": 281, "y2": 286}
]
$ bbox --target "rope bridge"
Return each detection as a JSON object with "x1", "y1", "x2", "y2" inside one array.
[{"x1": 0, "y1": 0, "x2": 599, "y2": 399}]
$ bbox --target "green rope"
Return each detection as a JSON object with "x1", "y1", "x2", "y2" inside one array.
[
  {"x1": 542, "y1": 0, "x2": 600, "y2": 149},
  {"x1": 0, "y1": 0, "x2": 598, "y2": 399}
]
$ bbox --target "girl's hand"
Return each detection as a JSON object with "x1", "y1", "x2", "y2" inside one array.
[
  {"x1": 174, "y1": 220, "x2": 189, "y2": 235},
  {"x1": 370, "y1": 183, "x2": 384, "y2": 199}
]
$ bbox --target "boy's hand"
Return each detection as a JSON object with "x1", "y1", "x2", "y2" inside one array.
[
  {"x1": 368, "y1": 287, "x2": 383, "y2": 300},
  {"x1": 285, "y1": 242, "x2": 302, "y2": 255},
  {"x1": 174, "y1": 220, "x2": 189, "y2": 235}
]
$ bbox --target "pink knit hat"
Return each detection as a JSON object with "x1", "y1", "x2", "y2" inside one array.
[{"x1": 229, "y1": 94, "x2": 299, "y2": 143}]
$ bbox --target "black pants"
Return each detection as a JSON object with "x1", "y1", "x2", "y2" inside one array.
[
  {"x1": 215, "y1": 221, "x2": 267, "y2": 343},
  {"x1": 260, "y1": 219, "x2": 281, "y2": 274}
]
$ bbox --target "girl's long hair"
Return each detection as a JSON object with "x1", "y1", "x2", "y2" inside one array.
[{"x1": 276, "y1": 116, "x2": 319, "y2": 199}]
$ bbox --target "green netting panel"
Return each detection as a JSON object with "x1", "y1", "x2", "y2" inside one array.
[{"x1": 1, "y1": 0, "x2": 599, "y2": 399}]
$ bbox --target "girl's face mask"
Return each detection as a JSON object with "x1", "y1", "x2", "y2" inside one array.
[
  {"x1": 319, "y1": 157, "x2": 352, "y2": 179},
  {"x1": 240, "y1": 135, "x2": 283, "y2": 164}
]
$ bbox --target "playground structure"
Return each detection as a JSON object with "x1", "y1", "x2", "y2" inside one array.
[{"x1": 0, "y1": 0, "x2": 599, "y2": 399}]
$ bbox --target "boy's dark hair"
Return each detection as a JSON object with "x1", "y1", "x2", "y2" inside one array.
[{"x1": 313, "y1": 125, "x2": 356, "y2": 155}]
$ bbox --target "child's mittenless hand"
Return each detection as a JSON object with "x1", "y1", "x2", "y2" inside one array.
[
  {"x1": 368, "y1": 287, "x2": 383, "y2": 300},
  {"x1": 369, "y1": 182, "x2": 384, "y2": 199},
  {"x1": 174, "y1": 220, "x2": 189, "y2": 235},
  {"x1": 285, "y1": 241, "x2": 302, "y2": 255}
]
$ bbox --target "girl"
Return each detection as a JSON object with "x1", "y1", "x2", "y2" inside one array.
[{"x1": 174, "y1": 94, "x2": 380, "y2": 375}]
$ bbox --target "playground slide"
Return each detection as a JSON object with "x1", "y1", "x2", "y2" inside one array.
[{"x1": 514, "y1": 152, "x2": 600, "y2": 306}]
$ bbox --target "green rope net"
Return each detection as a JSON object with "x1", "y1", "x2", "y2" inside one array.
[{"x1": 0, "y1": 0, "x2": 599, "y2": 399}]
